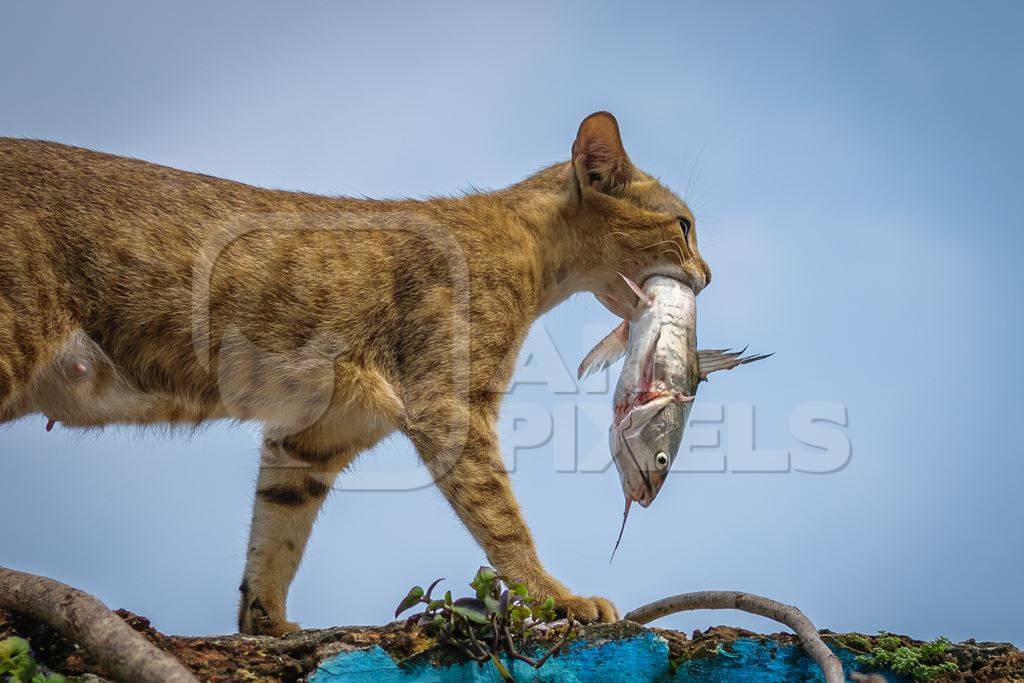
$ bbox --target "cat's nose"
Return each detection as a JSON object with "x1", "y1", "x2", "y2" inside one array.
[
  {"x1": 684, "y1": 258, "x2": 711, "y2": 294},
  {"x1": 699, "y1": 259, "x2": 712, "y2": 288}
]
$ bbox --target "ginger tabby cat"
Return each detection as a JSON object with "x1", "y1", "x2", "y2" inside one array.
[{"x1": 0, "y1": 112, "x2": 710, "y2": 635}]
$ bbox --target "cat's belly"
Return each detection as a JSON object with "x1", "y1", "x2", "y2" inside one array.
[{"x1": 11, "y1": 327, "x2": 399, "y2": 438}]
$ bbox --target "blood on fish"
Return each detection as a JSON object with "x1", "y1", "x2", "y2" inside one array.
[
  {"x1": 614, "y1": 388, "x2": 677, "y2": 424},
  {"x1": 636, "y1": 389, "x2": 668, "y2": 404}
]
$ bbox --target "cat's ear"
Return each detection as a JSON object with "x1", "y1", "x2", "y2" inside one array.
[{"x1": 571, "y1": 111, "x2": 633, "y2": 193}]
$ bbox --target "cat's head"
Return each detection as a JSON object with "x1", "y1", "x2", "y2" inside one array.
[{"x1": 565, "y1": 111, "x2": 711, "y2": 302}]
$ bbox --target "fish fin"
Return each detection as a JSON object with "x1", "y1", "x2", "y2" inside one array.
[
  {"x1": 596, "y1": 293, "x2": 637, "y2": 321},
  {"x1": 697, "y1": 347, "x2": 773, "y2": 380},
  {"x1": 617, "y1": 272, "x2": 654, "y2": 306},
  {"x1": 620, "y1": 393, "x2": 676, "y2": 440},
  {"x1": 577, "y1": 321, "x2": 629, "y2": 380}
]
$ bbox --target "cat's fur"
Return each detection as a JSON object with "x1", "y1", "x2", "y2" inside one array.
[{"x1": 0, "y1": 112, "x2": 709, "y2": 634}]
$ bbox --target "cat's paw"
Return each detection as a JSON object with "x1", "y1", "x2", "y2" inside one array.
[
  {"x1": 240, "y1": 609, "x2": 300, "y2": 636},
  {"x1": 238, "y1": 593, "x2": 301, "y2": 636},
  {"x1": 555, "y1": 594, "x2": 619, "y2": 623},
  {"x1": 261, "y1": 619, "x2": 301, "y2": 637}
]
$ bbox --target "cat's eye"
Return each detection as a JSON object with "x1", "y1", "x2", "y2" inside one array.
[
  {"x1": 655, "y1": 451, "x2": 669, "y2": 469},
  {"x1": 678, "y1": 217, "x2": 692, "y2": 238}
]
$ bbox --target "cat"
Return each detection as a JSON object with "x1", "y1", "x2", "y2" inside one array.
[{"x1": 0, "y1": 112, "x2": 709, "y2": 634}]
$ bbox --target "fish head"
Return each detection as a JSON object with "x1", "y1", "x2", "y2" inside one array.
[
  {"x1": 609, "y1": 393, "x2": 690, "y2": 508},
  {"x1": 568, "y1": 112, "x2": 712, "y2": 301}
]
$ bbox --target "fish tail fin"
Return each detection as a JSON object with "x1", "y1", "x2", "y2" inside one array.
[{"x1": 697, "y1": 347, "x2": 773, "y2": 380}]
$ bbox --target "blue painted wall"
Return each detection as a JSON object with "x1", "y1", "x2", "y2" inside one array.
[{"x1": 309, "y1": 634, "x2": 897, "y2": 682}]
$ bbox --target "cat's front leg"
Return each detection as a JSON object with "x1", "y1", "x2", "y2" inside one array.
[{"x1": 406, "y1": 403, "x2": 618, "y2": 623}]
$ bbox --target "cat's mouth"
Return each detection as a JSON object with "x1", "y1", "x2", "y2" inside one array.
[{"x1": 639, "y1": 265, "x2": 705, "y2": 295}]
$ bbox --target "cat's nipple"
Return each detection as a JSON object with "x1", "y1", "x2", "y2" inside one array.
[{"x1": 66, "y1": 360, "x2": 89, "y2": 378}]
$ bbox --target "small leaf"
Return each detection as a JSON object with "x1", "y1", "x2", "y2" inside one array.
[
  {"x1": 513, "y1": 583, "x2": 529, "y2": 599},
  {"x1": 423, "y1": 578, "x2": 445, "y2": 601},
  {"x1": 453, "y1": 597, "x2": 487, "y2": 608},
  {"x1": 533, "y1": 595, "x2": 556, "y2": 622},
  {"x1": 484, "y1": 594, "x2": 502, "y2": 615},
  {"x1": 0, "y1": 636, "x2": 31, "y2": 659},
  {"x1": 471, "y1": 566, "x2": 498, "y2": 599},
  {"x1": 510, "y1": 604, "x2": 532, "y2": 624},
  {"x1": 0, "y1": 637, "x2": 37, "y2": 679},
  {"x1": 452, "y1": 597, "x2": 490, "y2": 624},
  {"x1": 453, "y1": 605, "x2": 490, "y2": 624},
  {"x1": 444, "y1": 590, "x2": 453, "y2": 606},
  {"x1": 394, "y1": 586, "x2": 425, "y2": 617}
]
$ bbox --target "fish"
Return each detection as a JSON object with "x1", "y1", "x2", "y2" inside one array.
[{"x1": 578, "y1": 274, "x2": 770, "y2": 560}]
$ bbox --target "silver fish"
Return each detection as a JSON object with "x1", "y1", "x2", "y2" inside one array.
[{"x1": 578, "y1": 275, "x2": 770, "y2": 559}]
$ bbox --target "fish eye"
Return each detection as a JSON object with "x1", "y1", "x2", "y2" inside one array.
[
  {"x1": 655, "y1": 451, "x2": 669, "y2": 469},
  {"x1": 677, "y1": 217, "x2": 692, "y2": 238}
]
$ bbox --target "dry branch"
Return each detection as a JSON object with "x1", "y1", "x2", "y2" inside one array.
[
  {"x1": 0, "y1": 565, "x2": 197, "y2": 683},
  {"x1": 624, "y1": 590, "x2": 844, "y2": 683}
]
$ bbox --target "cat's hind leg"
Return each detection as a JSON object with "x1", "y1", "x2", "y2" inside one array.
[
  {"x1": 0, "y1": 211, "x2": 74, "y2": 425},
  {"x1": 0, "y1": 354, "x2": 16, "y2": 423},
  {"x1": 0, "y1": 291, "x2": 71, "y2": 426},
  {"x1": 238, "y1": 412, "x2": 393, "y2": 636},
  {"x1": 237, "y1": 362, "x2": 402, "y2": 635}
]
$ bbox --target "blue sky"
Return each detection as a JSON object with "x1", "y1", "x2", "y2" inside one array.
[{"x1": 2, "y1": 1, "x2": 1022, "y2": 644}]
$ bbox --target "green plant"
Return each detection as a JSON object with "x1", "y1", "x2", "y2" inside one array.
[
  {"x1": 395, "y1": 567, "x2": 574, "y2": 681},
  {"x1": 856, "y1": 632, "x2": 959, "y2": 681},
  {"x1": 0, "y1": 637, "x2": 65, "y2": 683}
]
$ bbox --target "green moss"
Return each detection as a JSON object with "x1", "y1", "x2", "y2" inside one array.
[
  {"x1": 0, "y1": 636, "x2": 66, "y2": 683},
  {"x1": 856, "y1": 632, "x2": 959, "y2": 681},
  {"x1": 663, "y1": 631, "x2": 749, "y2": 675},
  {"x1": 826, "y1": 633, "x2": 872, "y2": 653}
]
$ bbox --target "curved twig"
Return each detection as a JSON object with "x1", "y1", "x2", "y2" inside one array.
[
  {"x1": 624, "y1": 590, "x2": 844, "y2": 683},
  {"x1": 0, "y1": 565, "x2": 198, "y2": 683}
]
